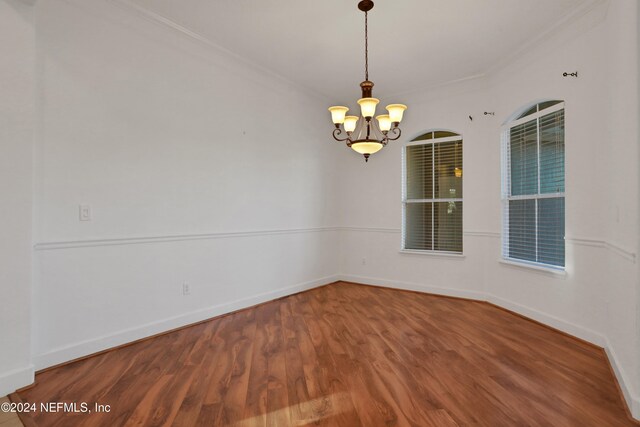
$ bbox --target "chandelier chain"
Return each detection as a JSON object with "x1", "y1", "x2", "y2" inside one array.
[{"x1": 364, "y1": 11, "x2": 369, "y2": 81}]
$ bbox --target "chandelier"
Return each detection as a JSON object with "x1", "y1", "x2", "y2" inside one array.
[{"x1": 328, "y1": 0, "x2": 407, "y2": 162}]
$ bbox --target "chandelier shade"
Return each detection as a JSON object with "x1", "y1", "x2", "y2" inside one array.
[
  {"x1": 357, "y1": 97, "x2": 379, "y2": 118},
  {"x1": 327, "y1": 0, "x2": 407, "y2": 162},
  {"x1": 376, "y1": 114, "x2": 391, "y2": 132},
  {"x1": 344, "y1": 116, "x2": 359, "y2": 132},
  {"x1": 328, "y1": 106, "x2": 349, "y2": 125},
  {"x1": 350, "y1": 140, "x2": 383, "y2": 155},
  {"x1": 387, "y1": 104, "x2": 408, "y2": 123}
]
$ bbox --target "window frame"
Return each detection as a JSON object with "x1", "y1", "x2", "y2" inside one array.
[
  {"x1": 501, "y1": 101, "x2": 566, "y2": 271},
  {"x1": 402, "y1": 132, "x2": 464, "y2": 255}
]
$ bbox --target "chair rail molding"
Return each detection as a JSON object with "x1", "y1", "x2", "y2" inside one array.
[{"x1": 34, "y1": 227, "x2": 340, "y2": 250}]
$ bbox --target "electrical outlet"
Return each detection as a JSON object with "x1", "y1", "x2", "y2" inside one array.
[
  {"x1": 79, "y1": 204, "x2": 91, "y2": 221},
  {"x1": 182, "y1": 283, "x2": 190, "y2": 296}
]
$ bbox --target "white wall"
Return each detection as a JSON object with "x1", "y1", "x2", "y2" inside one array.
[
  {"x1": 32, "y1": 0, "x2": 341, "y2": 368},
  {"x1": 637, "y1": 1, "x2": 640, "y2": 416},
  {"x1": 1, "y1": 0, "x2": 638, "y2": 419},
  {"x1": 602, "y1": 0, "x2": 640, "y2": 417},
  {"x1": 337, "y1": 0, "x2": 640, "y2": 418},
  {"x1": 0, "y1": 0, "x2": 35, "y2": 396}
]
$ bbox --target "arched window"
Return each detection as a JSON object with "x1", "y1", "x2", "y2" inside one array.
[
  {"x1": 502, "y1": 101, "x2": 565, "y2": 268},
  {"x1": 402, "y1": 130, "x2": 463, "y2": 253}
]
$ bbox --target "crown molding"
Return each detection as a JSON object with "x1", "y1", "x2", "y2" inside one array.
[
  {"x1": 63, "y1": 0, "x2": 606, "y2": 103},
  {"x1": 386, "y1": 73, "x2": 487, "y2": 101},
  {"x1": 106, "y1": 0, "x2": 330, "y2": 103},
  {"x1": 486, "y1": 0, "x2": 609, "y2": 76},
  {"x1": 389, "y1": 0, "x2": 609, "y2": 99}
]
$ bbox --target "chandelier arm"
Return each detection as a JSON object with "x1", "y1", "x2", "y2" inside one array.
[
  {"x1": 332, "y1": 128, "x2": 351, "y2": 142},
  {"x1": 369, "y1": 115, "x2": 388, "y2": 141},
  {"x1": 385, "y1": 127, "x2": 402, "y2": 141}
]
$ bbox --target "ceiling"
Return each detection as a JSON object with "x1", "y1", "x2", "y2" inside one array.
[{"x1": 125, "y1": 0, "x2": 591, "y2": 102}]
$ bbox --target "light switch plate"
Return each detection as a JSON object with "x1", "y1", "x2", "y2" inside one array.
[{"x1": 79, "y1": 204, "x2": 91, "y2": 221}]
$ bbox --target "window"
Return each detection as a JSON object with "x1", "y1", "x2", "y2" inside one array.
[
  {"x1": 403, "y1": 131, "x2": 463, "y2": 253},
  {"x1": 502, "y1": 101, "x2": 565, "y2": 268}
]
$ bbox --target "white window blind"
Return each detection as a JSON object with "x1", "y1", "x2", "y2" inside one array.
[
  {"x1": 502, "y1": 102, "x2": 565, "y2": 268},
  {"x1": 403, "y1": 132, "x2": 463, "y2": 253}
]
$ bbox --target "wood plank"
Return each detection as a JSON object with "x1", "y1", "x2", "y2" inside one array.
[{"x1": 16, "y1": 282, "x2": 639, "y2": 426}]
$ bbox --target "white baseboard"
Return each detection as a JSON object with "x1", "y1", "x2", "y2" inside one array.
[
  {"x1": 338, "y1": 274, "x2": 485, "y2": 301},
  {"x1": 484, "y1": 293, "x2": 605, "y2": 346},
  {"x1": 604, "y1": 338, "x2": 640, "y2": 420},
  {"x1": 34, "y1": 275, "x2": 339, "y2": 370},
  {"x1": 0, "y1": 365, "x2": 34, "y2": 397}
]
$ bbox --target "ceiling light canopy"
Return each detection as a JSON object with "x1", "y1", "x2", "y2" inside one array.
[{"x1": 328, "y1": 0, "x2": 407, "y2": 162}]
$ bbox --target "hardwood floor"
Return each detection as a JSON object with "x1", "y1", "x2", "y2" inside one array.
[{"x1": 16, "y1": 282, "x2": 637, "y2": 426}]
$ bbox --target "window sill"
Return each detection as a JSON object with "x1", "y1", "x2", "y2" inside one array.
[
  {"x1": 498, "y1": 258, "x2": 567, "y2": 277},
  {"x1": 399, "y1": 250, "x2": 466, "y2": 259}
]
